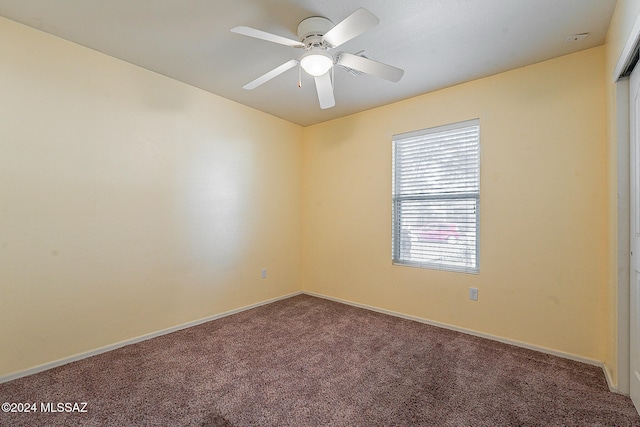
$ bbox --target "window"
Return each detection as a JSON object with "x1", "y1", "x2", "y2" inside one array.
[{"x1": 392, "y1": 119, "x2": 480, "y2": 273}]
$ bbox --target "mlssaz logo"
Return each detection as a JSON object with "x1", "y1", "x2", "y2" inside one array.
[{"x1": 40, "y1": 402, "x2": 88, "y2": 413}]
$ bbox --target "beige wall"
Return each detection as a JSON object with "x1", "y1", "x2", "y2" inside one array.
[
  {"x1": 0, "y1": 17, "x2": 303, "y2": 377},
  {"x1": 302, "y1": 47, "x2": 608, "y2": 364}
]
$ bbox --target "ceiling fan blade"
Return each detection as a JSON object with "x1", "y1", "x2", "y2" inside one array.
[
  {"x1": 322, "y1": 8, "x2": 379, "y2": 48},
  {"x1": 314, "y1": 72, "x2": 335, "y2": 109},
  {"x1": 337, "y1": 52, "x2": 404, "y2": 82},
  {"x1": 242, "y1": 59, "x2": 299, "y2": 90},
  {"x1": 231, "y1": 26, "x2": 304, "y2": 48}
]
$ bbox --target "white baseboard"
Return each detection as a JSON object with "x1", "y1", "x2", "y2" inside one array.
[
  {"x1": 0, "y1": 291, "x2": 302, "y2": 384},
  {"x1": 2, "y1": 289, "x2": 618, "y2": 394},
  {"x1": 603, "y1": 364, "x2": 619, "y2": 394},
  {"x1": 303, "y1": 291, "x2": 611, "y2": 378}
]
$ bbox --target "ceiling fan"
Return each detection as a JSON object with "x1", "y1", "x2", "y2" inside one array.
[{"x1": 231, "y1": 8, "x2": 404, "y2": 109}]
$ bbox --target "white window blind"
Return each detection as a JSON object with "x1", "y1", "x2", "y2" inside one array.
[{"x1": 392, "y1": 119, "x2": 480, "y2": 273}]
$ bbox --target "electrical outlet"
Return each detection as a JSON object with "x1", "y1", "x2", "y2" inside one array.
[
  {"x1": 261, "y1": 268, "x2": 267, "y2": 279},
  {"x1": 469, "y1": 287, "x2": 478, "y2": 301}
]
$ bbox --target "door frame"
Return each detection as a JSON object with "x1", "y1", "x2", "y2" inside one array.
[
  {"x1": 614, "y1": 14, "x2": 640, "y2": 396},
  {"x1": 617, "y1": 78, "x2": 631, "y2": 395}
]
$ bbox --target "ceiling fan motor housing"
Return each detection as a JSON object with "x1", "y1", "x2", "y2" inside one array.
[{"x1": 297, "y1": 16, "x2": 334, "y2": 48}]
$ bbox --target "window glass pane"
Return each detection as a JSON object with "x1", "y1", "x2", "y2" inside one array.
[{"x1": 392, "y1": 119, "x2": 479, "y2": 273}]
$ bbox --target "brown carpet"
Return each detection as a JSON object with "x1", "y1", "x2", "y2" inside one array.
[{"x1": 0, "y1": 294, "x2": 638, "y2": 426}]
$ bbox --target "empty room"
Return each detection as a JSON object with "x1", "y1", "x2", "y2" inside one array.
[{"x1": 2, "y1": 0, "x2": 640, "y2": 425}]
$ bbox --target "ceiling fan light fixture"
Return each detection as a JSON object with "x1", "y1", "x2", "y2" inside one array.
[{"x1": 300, "y1": 49, "x2": 333, "y2": 77}]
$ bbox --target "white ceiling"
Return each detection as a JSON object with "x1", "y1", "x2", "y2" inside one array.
[{"x1": 0, "y1": 0, "x2": 617, "y2": 126}]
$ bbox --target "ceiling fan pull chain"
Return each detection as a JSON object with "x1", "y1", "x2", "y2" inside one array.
[
  {"x1": 331, "y1": 64, "x2": 334, "y2": 89},
  {"x1": 298, "y1": 64, "x2": 302, "y2": 88}
]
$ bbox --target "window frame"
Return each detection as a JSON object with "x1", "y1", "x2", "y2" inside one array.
[{"x1": 392, "y1": 119, "x2": 480, "y2": 274}]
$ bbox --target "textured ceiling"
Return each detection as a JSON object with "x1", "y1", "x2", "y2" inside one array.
[{"x1": 0, "y1": 0, "x2": 617, "y2": 126}]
